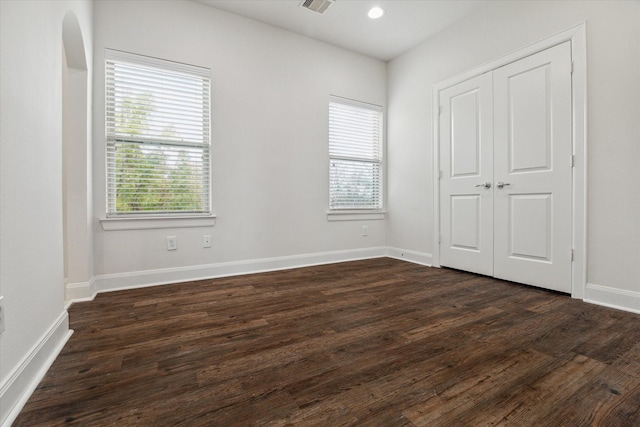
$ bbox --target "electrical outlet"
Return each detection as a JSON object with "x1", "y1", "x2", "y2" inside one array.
[
  {"x1": 0, "y1": 296, "x2": 5, "y2": 335},
  {"x1": 362, "y1": 226, "x2": 368, "y2": 237},
  {"x1": 203, "y1": 234, "x2": 211, "y2": 248},
  {"x1": 167, "y1": 236, "x2": 177, "y2": 251}
]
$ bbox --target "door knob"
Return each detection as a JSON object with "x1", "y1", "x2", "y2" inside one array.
[
  {"x1": 497, "y1": 181, "x2": 511, "y2": 189},
  {"x1": 474, "y1": 182, "x2": 491, "y2": 189}
]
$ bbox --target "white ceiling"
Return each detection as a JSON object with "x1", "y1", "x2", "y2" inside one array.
[{"x1": 195, "y1": 0, "x2": 490, "y2": 62}]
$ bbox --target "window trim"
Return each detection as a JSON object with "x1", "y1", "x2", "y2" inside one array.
[
  {"x1": 99, "y1": 215, "x2": 216, "y2": 231},
  {"x1": 326, "y1": 210, "x2": 386, "y2": 221},
  {"x1": 328, "y1": 95, "x2": 384, "y2": 215},
  {"x1": 104, "y1": 49, "x2": 212, "y2": 219}
]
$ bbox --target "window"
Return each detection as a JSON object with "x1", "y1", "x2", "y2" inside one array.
[
  {"x1": 329, "y1": 97, "x2": 383, "y2": 211},
  {"x1": 105, "y1": 50, "x2": 211, "y2": 217}
]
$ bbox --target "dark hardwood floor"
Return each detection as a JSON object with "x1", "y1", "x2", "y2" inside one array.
[{"x1": 14, "y1": 258, "x2": 640, "y2": 426}]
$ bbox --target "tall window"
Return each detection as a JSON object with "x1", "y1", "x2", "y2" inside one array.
[
  {"x1": 105, "y1": 50, "x2": 211, "y2": 216},
  {"x1": 329, "y1": 97, "x2": 383, "y2": 210}
]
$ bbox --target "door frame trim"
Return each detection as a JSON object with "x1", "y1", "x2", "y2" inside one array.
[{"x1": 432, "y1": 23, "x2": 587, "y2": 299}]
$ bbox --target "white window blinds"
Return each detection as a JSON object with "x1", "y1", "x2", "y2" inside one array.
[
  {"x1": 329, "y1": 97, "x2": 383, "y2": 210},
  {"x1": 105, "y1": 50, "x2": 211, "y2": 216}
]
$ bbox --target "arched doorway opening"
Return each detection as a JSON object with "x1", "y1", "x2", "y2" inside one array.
[{"x1": 62, "y1": 11, "x2": 92, "y2": 301}]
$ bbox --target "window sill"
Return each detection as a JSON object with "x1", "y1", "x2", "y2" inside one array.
[
  {"x1": 100, "y1": 215, "x2": 216, "y2": 231},
  {"x1": 327, "y1": 210, "x2": 386, "y2": 221}
]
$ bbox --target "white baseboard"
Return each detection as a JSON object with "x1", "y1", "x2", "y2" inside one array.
[
  {"x1": 65, "y1": 277, "x2": 97, "y2": 304},
  {"x1": 0, "y1": 311, "x2": 73, "y2": 427},
  {"x1": 68, "y1": 247, "x2": 435, "y2": 302},
  {"x1": 386, "y1": 247, "x2": 433, "y2": 266},
  {"x1": 93, "y1": 247, "x2": 390, "y2": 295},
  {"x1": 584, "y1": 282, "x2": 640, "y2": 315},
  {"x1": 68, "y1": 251, "x2": 640, "y2": 319}
]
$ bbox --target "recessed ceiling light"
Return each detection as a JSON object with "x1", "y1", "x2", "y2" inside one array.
[{"x1": 368, "y1": 6, "x2": 385, "y2": 19}]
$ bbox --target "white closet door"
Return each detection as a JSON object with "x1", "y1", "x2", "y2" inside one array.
[
  {"x1": 439, "y1": 73, "x2": 494, "y2": 276},
  {"x1": 493, "y1": 41, "x2": 572, "y2": 292}
]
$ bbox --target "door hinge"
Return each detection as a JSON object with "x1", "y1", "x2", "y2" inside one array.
[
  {"x1": 439, "y1": 105, "x2": 443, "y2": 116},
  {"x1": 439, "y1": 234, "x2": 442, "y2": 243},
  {"x1": 571, "y1": 155, "x2": 575, "y2": 167},
  {"x1": 439, "y1": 170, "x2": 443, "y2": 180},
  {"x1": 571, "y1": 249, "x2": 575, "y2": 261}
]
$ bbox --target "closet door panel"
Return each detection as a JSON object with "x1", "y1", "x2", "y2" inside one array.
[
  {"x1": 493, "y1": 41, "x2": 572, "y2": 293},
  {"x1": 439, "y1": 73, "x2": 493, "y2": 276}
]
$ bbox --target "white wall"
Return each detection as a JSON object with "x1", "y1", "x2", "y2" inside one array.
[
  {"x1": 92, "y1": 1, "x2": 387, "y2": 282},
  {"x1": 387, "y1": 1, "x2": 640, "y2": 301},
  {"x1": 2, "y1": 0, "x2": 638, "y2": 420},
  {"x1": 0, "y1": 0, "x2": 93, "y2": 424}
]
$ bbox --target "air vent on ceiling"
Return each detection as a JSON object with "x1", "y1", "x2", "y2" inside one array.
[{"x1": 300, "y1": 0, "x2": 334, "y2": 14}]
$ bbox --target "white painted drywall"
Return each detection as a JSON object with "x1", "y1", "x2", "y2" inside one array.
[
  {"x1": 92, "y1": 1, "x2": 387, "y2": 276},
  {"x1": 387, "y1": 1, "x2": 640, "y2": 292},
  {"x1": 3, "y1": 0, "x2": 639, "y2": 422},
  {"x1": 0, "y1": 0, "x2": 93, "y2": 422},
  {"x1": 63, "y1": 66, "x2": 93, "y2": 288}
]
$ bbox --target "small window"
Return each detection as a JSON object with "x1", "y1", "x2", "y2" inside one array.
[
  {"x1": 105, "y1": 50, "x2": 211, "y2": 216},
  {"x1": 329, "y1": 97, "x2": 383, "y2": 210}
]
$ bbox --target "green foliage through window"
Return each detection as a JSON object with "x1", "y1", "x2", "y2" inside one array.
[
  {"x1": 105, "y1": 50, "x2": 211, "y2": 216},
  {"x1": 329, "y1": 98, "x2": 383, "y2": 210}
]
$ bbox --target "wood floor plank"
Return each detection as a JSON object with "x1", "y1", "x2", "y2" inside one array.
[
  {"x1": 401, "y1": 306, "x2": 503, "y2": 341},
  {"x1": 541, "y1": 364, "x2": 640, "y2": 426},
  {"x1": 13, "y1": 258, "x2": 640, "y2": 426},
  {"x1": 454, "y1": 352, "x2": 607, "y2": 426},
  {"x1": 402, "y1": 349, "x2": 553, "y2": 426}
]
